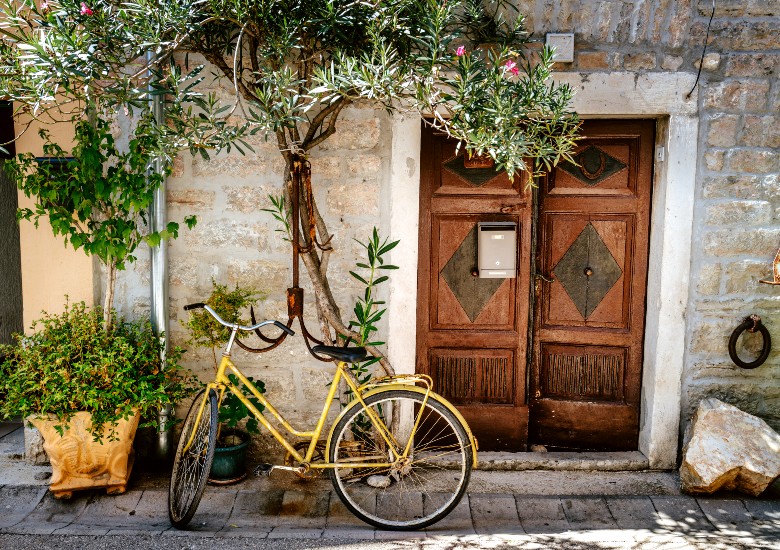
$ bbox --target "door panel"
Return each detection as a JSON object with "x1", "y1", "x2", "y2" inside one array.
[
  {"x1": 530, "y1": 119, "x2": 654, "y2": 451},
  {"x1": 417, "y1": 124, "x2": 532, "y2": 451}
]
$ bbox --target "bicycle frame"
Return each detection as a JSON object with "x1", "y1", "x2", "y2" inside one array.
[{"x1": 182, "y1": 352, "x2": 439, "y2": 470}]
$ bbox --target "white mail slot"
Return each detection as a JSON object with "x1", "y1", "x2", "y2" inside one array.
[{"x1": 478, "y1": 221, "x2": 517, "y2": 278}]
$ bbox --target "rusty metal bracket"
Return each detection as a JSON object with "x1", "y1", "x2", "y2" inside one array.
[{"x1": 234, "y1": 153, "x2": 336, "y2": 362}]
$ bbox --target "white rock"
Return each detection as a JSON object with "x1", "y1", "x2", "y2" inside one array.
[
  {"x1": 366, "y1": 475, "x2": 391, "y2": 488},
  {"x1": 680, "y1": 398, "x2": 780, "y2": 496}
]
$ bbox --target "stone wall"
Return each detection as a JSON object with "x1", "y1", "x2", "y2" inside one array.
[
  {"x1": 113, "y1": 69, "x2": 393, "y2": 442},
  {"x1": 110, "y1": 1, "x2": 779, "y2": 458}
]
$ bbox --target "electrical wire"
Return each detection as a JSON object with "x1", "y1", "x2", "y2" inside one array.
[{"x1": 687, "y1": 0, "x2": 716, "y2": 99}]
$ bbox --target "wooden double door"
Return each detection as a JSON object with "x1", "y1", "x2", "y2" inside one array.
[{"x1": 416, "y1": 120, "x2": 654, "y2": 451}]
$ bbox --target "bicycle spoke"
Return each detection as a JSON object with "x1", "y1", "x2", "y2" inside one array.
[{"x1": 330, "y1": 390, "x2": 472, "y2": 530}]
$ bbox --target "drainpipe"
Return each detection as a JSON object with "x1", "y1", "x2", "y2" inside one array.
[{"x1": 147, "y1": 52, "x2": 172, "y2": 461}]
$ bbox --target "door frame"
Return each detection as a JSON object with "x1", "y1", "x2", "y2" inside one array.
[{"x1": 384, "y1": 72, "x2": 699, "y2": 469}]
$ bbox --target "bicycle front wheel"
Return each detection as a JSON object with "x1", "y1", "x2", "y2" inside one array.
[
  {"x1": 328, "y1": 389, "x2": 473, "y2": 530},
  {"x1": 168, "y1": 389, "x2": 218, "y2": 528}
]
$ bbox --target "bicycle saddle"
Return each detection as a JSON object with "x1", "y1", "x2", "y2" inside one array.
[{"x1": 311, "y1": 345, "x2": 368, "y2": 363}]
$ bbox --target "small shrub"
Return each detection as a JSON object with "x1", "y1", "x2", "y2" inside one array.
[{"x1": 0, "y1": 302, "x2": 198, "y2": 441}]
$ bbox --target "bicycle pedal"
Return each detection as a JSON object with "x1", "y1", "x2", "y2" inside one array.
[{"x1": 253, "y1": 463, "x2": 274, "y2": 477}]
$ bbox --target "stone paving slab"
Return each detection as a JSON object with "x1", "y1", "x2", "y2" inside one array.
[
  {"x1": 650, "y1": 496, "x2": 716, "y2": 533},
  {"x1": 424, "y1": 493, "x2": 474, "y2": 535},
  {"x1": 605, "y1": 496, "x2": 660, "y2": 530},
  {"x1": 515, "y1": 496, "x2": 570, "y2": 533},
  {"x1": 5, "y1": 490, "x2": 91, "y2": 534},
  {"x1": 0, "y1": 480, "x2": 778, "y2": 545},
  {"x1": 561, "y1": 496, "x2": 617, "y2": 530},
  {"x1": 469, "y1": 493, "x2": 523, "y2": 534},
  {"x1": 0, "y1": 485, "x2": 47, "y2": 529}
]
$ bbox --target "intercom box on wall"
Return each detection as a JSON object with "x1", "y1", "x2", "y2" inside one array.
[{"x1": 478, "y1": 221, "x2": 517, "y2": 278}]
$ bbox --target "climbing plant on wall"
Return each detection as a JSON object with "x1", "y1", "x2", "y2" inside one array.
[{"x1": 0, "y1": 0, "x2": 579, "y2": 374}]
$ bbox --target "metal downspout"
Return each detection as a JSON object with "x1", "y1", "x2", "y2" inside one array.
[{"x1": 148, "y1": 53, "x2": 171, "y2": 460}]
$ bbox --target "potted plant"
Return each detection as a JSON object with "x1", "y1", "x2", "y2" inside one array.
[
  {"x1": 182, "y1": 280, "x2": 266, "y2": 483},
  {"x1": 0, "y1": 302, "x2": 197, "y2": 499},
  {"x1": 1, "y1": 112, "x2": 199, "y2": 496}
]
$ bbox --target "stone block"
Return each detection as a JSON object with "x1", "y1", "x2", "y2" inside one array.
[
  {"x1": 576, "y1": 51, "x2": 610, "y2": 70},
  {"x1": 703, "y1": 149, "x2": 725, "y2": 171},
  {"x1": 740, "y1": 116, "x2": 780, "y2": 149},
  {"x1": 309, "y1": 157, "x2": 342, "y2": 179},
  {"x1": 696, "y1": 263, "x2": 721, "y2": 296},
  {"x1": 660, "y1": 55, "x2": 684, "y2": 71},
  {"x1": 705, "y1": 200, "x2": 771, "y2": 226},
  {"x1": 704, "y1": 227, "x2": 780, "y2": 257},
  {"x1": 223, "y1": 184, "x2": 283, "y2": 215},
  {"x1": 689, "y1": 318, "x2": 732, "y2": 355},
  {"x1": 702, "y1": 174, "x2": 778, "y2": 200},
  {"x1": 703, "y1": 81, "x2": 771, "y2": 112},
  {"x1": 326, "y1": 182, "x2": 379, "y2": 216},
  {"x1": 346, "y1": 155, "x2": 381, "y2": 176},
  {"x1": 693, "y1": 21, "x2": 780, "y2": 52},
  {"x1": 684, "y1": 385, "x2": 780, "y2": 437},
  {"x1": 706, "y1": 114, "x2": 740, "y2": 148},
  {"x1": 183, "y1": 219, "x2": 270, "y2": 251},
  {"x1": 167, "y1": 189, "x2": 215, "y2": 211},
  {"x1": 698, "y1": 0, "x2": 780, "y2": 18},
  {"x1": 226, "y1": 259, "x2": 290, "y2": 295},
  {"x1": 728, "y1": 149, "x2": 778, "y2": 173},
  {"x1": 723, "y1": 260, "x2": 776, "y2": 294},
  {"x1": 724, "y1": 53, "x2": 780, "y2": 78},
  {"x1": 680, "y1": 398, "x2": 780, "y2": 496},
  {"x1": 24, "y1": 424, "x2": 48, "y2": 465},
  {"x1": 318, "y1": 117, "x2": 381, "y2": 151},
  {"x1": 623, "y1": 53, "x2": 656, "y2": 71},
  {"x1": 696, "y1": 53, "x2": 721, "y2": 71}
]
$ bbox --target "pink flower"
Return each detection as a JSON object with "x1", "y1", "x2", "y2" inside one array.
[
  {"x1": 504, "y1": 59, "x2": 519, "y2": 76},
  {"x1": 40, "y1": 1, "x2": 49, "y2": 9},
  {"x1": 80, "y1": 2, "x2": 93, "y2": 15},
  {"x1": 456, "y1": 46, "x2": 466, "y2": 57}
]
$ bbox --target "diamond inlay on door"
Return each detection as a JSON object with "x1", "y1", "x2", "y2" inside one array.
[
  {"x1": 553, "y1": 223, "x2": 622, "y2": 319},
  {"x1": 443, "y1": 155, "x2": 503, "y2": 187},
  {"x1": 559, "y1": 145, "x2": 627, "y2": 186},
  {"x1": 441, "y1": 225, "x2": 504, "y2": 322}
]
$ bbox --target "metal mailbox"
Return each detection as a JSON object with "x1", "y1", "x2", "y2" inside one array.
[{"x1": 477, "y1": 221, "x2": 517, "y2": 278}]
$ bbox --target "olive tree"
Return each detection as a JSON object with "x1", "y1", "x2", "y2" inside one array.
[{"x1": 1, "y1": 0, "x2": 579, "y2": 373}]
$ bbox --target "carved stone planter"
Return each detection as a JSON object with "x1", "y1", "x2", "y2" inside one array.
[{"x1": 29, "y1": 411, "x2": 140, "y2": 499}]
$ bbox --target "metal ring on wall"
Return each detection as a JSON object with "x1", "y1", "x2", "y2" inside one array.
[{"x1": 728, "y1": 315, "x2": 771, "y2": 369}]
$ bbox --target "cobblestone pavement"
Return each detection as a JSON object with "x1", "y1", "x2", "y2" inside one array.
[{"x1": 0, "y1": 479, "x2": 777, "y2": 549}]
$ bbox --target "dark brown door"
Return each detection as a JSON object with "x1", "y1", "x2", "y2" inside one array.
[
  {"x1": 417, "y1": 124, "x2": 532, "y2": 451},
  {"x1": 529, "y1": 119, "x2": 654, "y2": 451},
  {"x1": 0, "y1": 101, "x2": 22, "y2": 347}
]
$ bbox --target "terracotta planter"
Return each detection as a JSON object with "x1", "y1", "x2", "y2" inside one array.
[{"x1": 29, "y1": 411, "x2": 140, "y2": 499}]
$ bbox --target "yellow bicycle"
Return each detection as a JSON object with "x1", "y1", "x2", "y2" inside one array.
[{"x1": 168, "y1": 302, "x2": 477, "y2": 531}]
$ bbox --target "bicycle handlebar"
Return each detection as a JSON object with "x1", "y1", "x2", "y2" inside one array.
[{"x1": 183, "y1": 302, "x2": 295, "y2": 336}]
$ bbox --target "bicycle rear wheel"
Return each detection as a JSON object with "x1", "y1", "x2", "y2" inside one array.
[
  {"x1": 168, "y1": 389, "x2": 218, "y2": 528},
  {"x1": 328, "y1": 389, "x2": 473, "y2": 530}
]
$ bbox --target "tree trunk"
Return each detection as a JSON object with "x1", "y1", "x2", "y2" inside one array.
[{"x1": 103, "y1": 261, "x2": 116, "y2": 332}]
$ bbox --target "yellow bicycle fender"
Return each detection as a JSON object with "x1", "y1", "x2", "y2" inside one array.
[{"x1": 325, "y1": 384, "x2": 478, "y2": 469}]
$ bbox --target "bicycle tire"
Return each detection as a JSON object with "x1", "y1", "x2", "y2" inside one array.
[
  {"x1": 168, "y1": 389, "x2": 218, "y2": 528},
  {"x1": 328, "y1": 389, "x2": 473, "y2": 530}
]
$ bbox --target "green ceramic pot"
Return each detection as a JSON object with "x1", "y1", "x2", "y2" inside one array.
[{"x1": 209, "y1": 429, "x2": 250, "y2": 484}]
